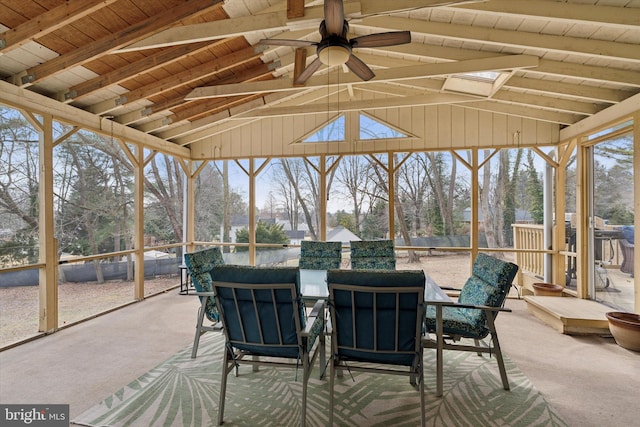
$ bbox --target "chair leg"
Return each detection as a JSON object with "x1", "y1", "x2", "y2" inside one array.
[
  {"x1": 217, "y1": 349, "x2": 231, "y2": 426},
  {"x1": 474, "y1": 339, "x2": 482, "y2": 357},
  {"x1": 319, "y1": 326, "x2": 326, "y2": 379},
  {"x1": 301, "y1": 353, "x2": 309, "y2": 427},
  {"x1": 329, "y1": 357, "x2": 336, "y2": 426},
  {"x1": 192, "y1": 298, "x2": 208, "y2": 358},
  {"x1": 436, "y1": 305, "x2": 444, "y2": 397},
  {"x1": 418, "y1": 357, "x2": 426, "y2": 427},
  {"x1": 487, "y1": 314, "x2": 509, "y2": 391}
]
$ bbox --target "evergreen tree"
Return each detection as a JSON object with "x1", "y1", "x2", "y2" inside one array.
[{"x1": 235, "y1": 221, "x2": 289, "y2": 251}]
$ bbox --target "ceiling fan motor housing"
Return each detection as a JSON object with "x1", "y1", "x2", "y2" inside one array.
[{"x1": 317, "y1": 36, "x2": 352, "y2": 65}]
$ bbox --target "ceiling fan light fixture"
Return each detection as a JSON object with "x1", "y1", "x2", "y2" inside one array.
[{"x1": 318, "y1": 44, "x2": 350, "y2": 66}]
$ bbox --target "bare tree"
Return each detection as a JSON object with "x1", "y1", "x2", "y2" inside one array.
[{"x1": 335, "y1": 155, "x2": 380, "y2": 235}]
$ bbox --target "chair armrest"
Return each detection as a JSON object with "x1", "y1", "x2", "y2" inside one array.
[
  {"x1": 425, "y1": 300, "x2": 512, "y2": 313},
  {"x1": 192, "y1": 291, "x2": 215, "y2": 298},
  {"x1": 308, "y1": 299, "x2": 325, "y2": 318},
  {"x1": 304, "y1": 299, "x2": 325, "y2": 335}
]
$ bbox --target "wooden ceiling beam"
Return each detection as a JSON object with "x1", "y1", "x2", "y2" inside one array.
[
  {"x1": 9, "y1": 0, "x2": 223, "y2": 87},
  {"x1": 136, "y1": 94, "x2": 261, "y2": 133},
  {"x1": 59, "y1": 41, "x2": 214, "y2": 103},
  {"x1": 239, "y1": 93, "x2": 479, "y2": 117},
  {"x1": 0, "y1": 0, "x2": 119, "y2": 54},
  {"x1": 114, "y1": 62, "x2": 277, "y2": 125},
  {"x1": 504, "y1": 76, "x2": 633, "y2": 104},
  {"x1": 357, "y1": 16, "x2": 640, "y2": 63},
  {"x1": 491, "y1": 91, "x2": 605, "y2": 116},
  {"x1": 462, "y1": 101, "x2": 584, "y2": 125},
  {"x1": 113, "y1": 2, "x2": 364, "y2": 53},
  {"x1": 186, "y1": 54, "x2": 539, "y2": 99},
  {"x1": 287, "y1": 0, "x2": 305, "y2": 19},
  {"x1": 129, "y1": 63, "x2": 277, "y2": 132},
  {"x1": 89, "y1": 45, "x2": 267, "y2": 115},
  {"x1": 377, "y1": 43, "x2": 640, "y2": 87},
  {"x1": 169, "y1": 89, "x2": 338, "y2": 145},
  {"x1": 456, "y1": 0, "x2": 640, "y2": 29}
]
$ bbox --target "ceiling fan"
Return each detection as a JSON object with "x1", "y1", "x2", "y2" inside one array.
[{"x1": 258, "y1": 0, "x2": 412, "y2": 85}]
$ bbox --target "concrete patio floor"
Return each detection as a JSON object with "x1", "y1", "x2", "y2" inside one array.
[{"x1": 1, "y1": 290, "x2": 638, "y2": 426}]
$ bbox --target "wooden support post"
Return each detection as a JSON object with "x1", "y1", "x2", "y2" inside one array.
[
  {"x1": 320, "y1": 156, "x2": 327, "y2": 241},
  {"x1": 249, "y1": 159, "x2": 256, "y2": 265},
  {"x1": 554, "y1": 144, "x2": 569, "y2": 287},
  {"x1": 388, "y1": 152, "x2": 395, "y2": 240},
  {"x1": 470, "y1": 150, "x2": 479, "y2": 269},
  {"x1": 634, "y1": 112, "x2": 639, "y2": 314},
  {"x1": 38, "y1": 113, "x2": 57, "y2": 332},
  {"x1": 576, "y1": 141, "x2": 589, "y2": 299},
  {"x1": 185, "y1": 160, "x2": 196, "y2": 253},
  {"x1": 134, "y1": 143, "x2": 144, "y2": 300}
]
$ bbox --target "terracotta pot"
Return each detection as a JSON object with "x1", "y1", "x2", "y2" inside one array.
[
  {"x1": 532, "y1": 282, "x2": 564, "y2": 297},
  {"x1": 606, "y1": 312, "x2": 640, "y2": 352}
]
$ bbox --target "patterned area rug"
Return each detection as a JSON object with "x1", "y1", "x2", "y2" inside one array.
[{"x1": 72, "y1": 333, "x2": 567, "y2": 427}]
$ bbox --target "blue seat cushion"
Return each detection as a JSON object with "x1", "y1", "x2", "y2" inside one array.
[
  {"x1": 299, "y1": 240, "x2": 342, "y2": 270},
  {"x1": 424, "y1": 305, "x2": 489, "y2": 339},
  {"x1": 328, "y1": 269, "x2": 424, "y2": 366},
  {"x1": 211, "y1": 265, "x2": 307, "y2": 358},
  {"x1": 350, "y1": 240, "x2": 396, "y2": 270},
  {"x1": 621, "y1": 226, "x2": 634, "y2": 244},
  {"x1": 184, "y1": 247, "x2": 225, "y2": 321},
  {"x1": 425, "y1": 254, "x2": 518, "y2": 340}
]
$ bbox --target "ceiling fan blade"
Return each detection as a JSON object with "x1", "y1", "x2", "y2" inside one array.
[
  {"x1": 350, "y1": 31, "x2": 412, "y2": 48},
  {"x1": 258, "y1": 39, "x2": 315, "y2": 47},
  {"x1": 324, "y1": 0, "x2": 345, "y2": 35},
  {"x1": 345, "y1": 55, "x2": 375, "y2": 81},
  {"x1": 294, "y1": 57, "x2": 323, "y2": 86}
]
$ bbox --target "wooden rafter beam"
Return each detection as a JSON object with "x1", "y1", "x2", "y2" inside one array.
[
  {"x1": 293, "y1": 48, "x2": 308, "y2": 87},
  {"x1": 131, "y1": 64, "x2": 277, "y2": 133},
  {"x1": 88, "y1": 45, "x2": 267, "y2": 115},
  {"x1": 463, "y1": 101, "x2": 584, "y2": 125},
  {"x1": 58, "y1": 41, "x2": 214, "y2": 103},
  {"x1": 503, "y1": 76, "x2": 633, "y2": 104},
  {"x1": 242, "y1": 92, "x2": 480, "y2": 117},
  {"x1": 455, "y1": 0, "x2": 640, "y2": 29},
  {"x1": 186, "y1": 54, "x2": 540, "y2": 99},
  {"x1": 0, "y1": 0, "x2": 119, "y2": 54},
  {"x1": 287, "y1": 0, "x2": 305, "y2": 19},
  {"x1": 9, "y1": 0, "x2": 223, "y2": 87},
  {"x1": 371, "y1": 43, "x2": 640, "y2": 87},
  {"x1": 356, "y1": 16, "x2": 640, "y2": 63},
  {"x1": 112, "y1": 2, "x2": 362, "y2": 53}
]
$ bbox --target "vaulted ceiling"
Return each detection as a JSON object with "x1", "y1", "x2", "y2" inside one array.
[{"x1": 1, "y1": 0, "x2": 639, "y2": 151}]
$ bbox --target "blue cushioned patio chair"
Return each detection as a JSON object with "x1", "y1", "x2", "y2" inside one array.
[
  {"x1": 327, "y1": 269, "x2": 426, "y2": 427},
  {"x1": 212, "y1": 265, "x2": 326, "y2": 427},
  {"x1": 183, "y1": 247, "x2": 225, "y2": 358},
  {"x1": 424, "y1": 253, "x2": 518, "y2": 397},
  {"x1": 350, "y1": 239, "x2": 396, "y2": 270},
  {"x1": 619, "y1": 226, "x2": 634, "y2": 277},
  {"x1": 299, "y1": 240, "x2": 342, "y2": 270}
]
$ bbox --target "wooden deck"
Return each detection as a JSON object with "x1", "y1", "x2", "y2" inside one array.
[{"x1": 524, "y1": 296, "x2": 613, "y2": 335}]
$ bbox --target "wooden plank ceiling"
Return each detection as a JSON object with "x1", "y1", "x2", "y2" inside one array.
[{"x1": 0, "y1": 0, "x2": 639, "y2": 151}]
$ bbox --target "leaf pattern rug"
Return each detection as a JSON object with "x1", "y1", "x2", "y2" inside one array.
[{"x1": 72, "y1": 332, "x2": 567, "y2": 427}]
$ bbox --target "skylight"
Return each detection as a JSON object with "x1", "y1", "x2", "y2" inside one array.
[
  {"x1": 457, "y1": 71, "x2": 501, "y2": 82},
  {"x1": 442, "y1": 71, "x2": 510, "y2": 97}
]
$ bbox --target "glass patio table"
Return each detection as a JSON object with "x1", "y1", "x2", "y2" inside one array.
[{"x1": 299, "y1": 269, "x2": 452, "y2": 303}]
